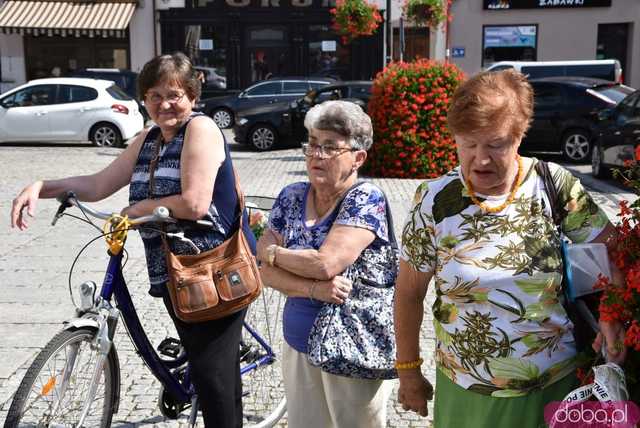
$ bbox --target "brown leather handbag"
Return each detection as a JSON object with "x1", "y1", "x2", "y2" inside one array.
[{"x1": 150, "y1": 139, "x2": 262, "y2": 323}]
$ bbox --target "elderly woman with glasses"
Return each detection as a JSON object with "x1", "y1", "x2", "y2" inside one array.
[
  {"x1": 10, "y1": 53, "x2": 252, "y2": 427},
  {"x1": 394, "y1": 70, "x2": 625, "y2": 428},
  {"x1": 256, "y1": 100, "x2": 397, "y2": 428}
]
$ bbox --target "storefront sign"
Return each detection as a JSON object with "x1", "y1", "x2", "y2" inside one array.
[
  {"x1": 484, "y1": 0, "x2": 611, "y2": 9},
  {"x1": 484, "y1": 25, "x2": 536, "y2": 48}
]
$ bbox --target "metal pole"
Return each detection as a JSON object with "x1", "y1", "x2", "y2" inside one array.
[{"x1": 385, "y1": 0, "x2": 392, "y2": 64}]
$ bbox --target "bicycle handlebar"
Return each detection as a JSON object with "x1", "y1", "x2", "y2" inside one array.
[{"x1": 53, "y1": 191, "x2": 177, "y2": 227}]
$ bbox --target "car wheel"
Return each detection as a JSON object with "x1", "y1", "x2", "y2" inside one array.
[
  {"x1": 249, "y1": 124, "x2": 278, "y2": 151},
  {"x1": 561, "y1": 129, "x2": 592, "y2": 163},
  {"x1": 90, "y1": 123, "x2": 123, "y2": 148},
  {"x1": 591, "y1": 144, "x2": 611, "y2": 178},
  {"x1": 211, "y1": 108, "x2": 234, "y2": 129}
]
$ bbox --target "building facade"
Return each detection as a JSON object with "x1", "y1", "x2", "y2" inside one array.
[
  {"x1": 0, "y1": 0, "x2": 437, "y2": 93},
  {"x1": 0, "y1": 0, "x2": 155, "y2": 92},
  {"x1": 448, "y1": 0, "x2": 640, "y2": 89},
  {"x1": 157, "y1": 0, "x2": 390, "y2": 90}
]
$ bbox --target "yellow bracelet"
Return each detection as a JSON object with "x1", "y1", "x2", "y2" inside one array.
[{"x1": 395, "y1": 358, "x2": 424, "y2": 370}]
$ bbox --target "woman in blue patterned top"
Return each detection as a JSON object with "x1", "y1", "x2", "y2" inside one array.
[
  {"x1": 11, "y1": 53, "x2": 251, "y2": 427},
  {"x1": 256, "y1": 101, "x2": 397, "y2": 428}
]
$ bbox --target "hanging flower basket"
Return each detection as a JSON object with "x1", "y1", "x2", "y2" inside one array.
[
  {"x1": 404, "y1": 0, "x2": 451, "y2": 28},
  {"x1": 330, "y1": 0, "x2": 383, "y2": 44}
]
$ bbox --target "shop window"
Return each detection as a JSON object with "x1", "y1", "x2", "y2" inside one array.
[
  {"x1": 483, "y1": 25, "x2": 537, "y2": 67},
  {"x1": 307, "y1": 25, "x2": 350, "y2": 81},
  {"x1": 24, "y1": 36, "x2": 129, "y2": 81},
  {"x1": 393, "y1": 27, "x2": 429, "y2": 61},
  {"x1": 185, "y1": 25, "x2": 227, "y2": 92},
  {"x1": 597, "y1": 23, "x2": 629, "y2": 84}
]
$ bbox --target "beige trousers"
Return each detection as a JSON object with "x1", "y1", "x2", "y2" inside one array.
[{"x1": 282, "y1": 342, "x2": 392, "y2": 428}]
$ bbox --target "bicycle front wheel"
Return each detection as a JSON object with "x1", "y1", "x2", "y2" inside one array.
[
  {"x1": 4, "y1": 327, "x2": 119, "y2": 428},
  {"x1": 242, "y1": 286, "x2": 287, "y2": 428}
]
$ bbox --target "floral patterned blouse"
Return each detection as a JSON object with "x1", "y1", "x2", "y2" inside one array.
[
  {"x1": 269, "y1": 181, "x2": 394, "y2": 353},
  {"x1": 401, "y1": 159, "x2": 609, "y2": 397}
]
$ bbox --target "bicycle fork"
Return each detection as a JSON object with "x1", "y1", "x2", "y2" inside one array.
[{"x1": 77, "y1": 306, "x2": 120, "y2": 427}]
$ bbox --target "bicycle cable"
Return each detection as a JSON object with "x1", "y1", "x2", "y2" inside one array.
[
  {"x1": 74, "y1": 202, "x2": 103, "y2": 233},
  {"x1": 64, "y1": 218, "x2": 169, "y2": 309}
]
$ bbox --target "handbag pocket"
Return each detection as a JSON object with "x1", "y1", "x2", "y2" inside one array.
[
  {"x1": 213, "y1": 257, "x2": 259, "y2": 301},
  {"x1": 174, "y1": 268, "x2": 220, "y2": 313}
]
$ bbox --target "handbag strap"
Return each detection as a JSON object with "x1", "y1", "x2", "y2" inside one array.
[{"x1": 535, "y1": 160, "x2": 562, "y2": 227}]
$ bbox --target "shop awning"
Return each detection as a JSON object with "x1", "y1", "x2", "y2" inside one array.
[{"x1": 0, "y1": 0, "x2": 136, "y2": 38}]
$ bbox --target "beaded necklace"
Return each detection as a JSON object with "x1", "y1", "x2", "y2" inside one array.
[{"x1": 466, "y1": 156, "x2": 523, "y2": 214}]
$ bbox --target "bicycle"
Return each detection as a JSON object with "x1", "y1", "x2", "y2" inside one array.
[{"x1": 4, "y1": 191, "x2": 286, "y2": 428}]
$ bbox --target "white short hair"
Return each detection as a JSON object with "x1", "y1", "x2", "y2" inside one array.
[{"x1": 304, "y1": 100, "x2": 373, "y2": 150}]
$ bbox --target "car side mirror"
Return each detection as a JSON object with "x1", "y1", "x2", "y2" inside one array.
[{"x1": 1, "y1": 100, "x2": 17, "y2": 108}]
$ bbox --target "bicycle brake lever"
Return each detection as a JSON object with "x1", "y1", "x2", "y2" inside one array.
[{"x1": 51, "y1": 191, "x2": 77, "y2": 226}]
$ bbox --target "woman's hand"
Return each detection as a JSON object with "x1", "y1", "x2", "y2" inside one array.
[
  {"x1": 313, "y1": 276, "x2": 352, "y2": 304},
  {"x1": 256, "y1": 229, "x2": 283, "y2": 263},
  {"x1": 11, "y1": 181, "x2": 44, "y2": 230},
  {"x1": 594, "y1": 320, "x2": 627, "y2": 365},
  {"x1": 397, "y1": 370, "x2": 434, "y2": 417}
]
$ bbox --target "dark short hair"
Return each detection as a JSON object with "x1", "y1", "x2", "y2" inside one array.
[{"x1": 137, "y1": 52, "x2": 201, "y2": 101}]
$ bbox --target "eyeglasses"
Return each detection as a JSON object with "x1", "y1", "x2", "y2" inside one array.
[
  {"x1": 301, "y1": 142, "x2": 358, "y2": 159},
  {"x1": 144, "y1": 91, "x2": 186, "y2": 105}
]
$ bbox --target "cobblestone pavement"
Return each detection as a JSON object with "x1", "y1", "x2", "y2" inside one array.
[{"x1": 0, "y1": 135, "x2": 635, "y2": 427}]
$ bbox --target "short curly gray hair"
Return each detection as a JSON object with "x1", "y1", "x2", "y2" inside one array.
[{"x1": 304, "y1": 100, "x2": 373, "y2": 150}]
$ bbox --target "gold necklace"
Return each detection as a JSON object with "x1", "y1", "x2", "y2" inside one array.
[{"x1": 466, "y1": 156, "x2": 523, "y2": 214}]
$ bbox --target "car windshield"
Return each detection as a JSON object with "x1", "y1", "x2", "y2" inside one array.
[{"x1": 591, "y1": 85, "x2": 635, "y2": 104}]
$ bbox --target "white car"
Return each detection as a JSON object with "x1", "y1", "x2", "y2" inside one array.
[{"x1": 0, "y1": 77, "x2": 144, "y2": 147}]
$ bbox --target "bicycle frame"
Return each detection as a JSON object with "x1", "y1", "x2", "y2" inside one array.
[
  {"x1": 95, "y1": 242, "x2": 278, "y2": 403},
  {"x1": 100, "y1": 251, "x2": 191, "y2": 403}
]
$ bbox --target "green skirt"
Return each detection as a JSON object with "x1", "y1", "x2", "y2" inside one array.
[{"x1": 434, "y1": 369, "x2": 579, "y2": 428}]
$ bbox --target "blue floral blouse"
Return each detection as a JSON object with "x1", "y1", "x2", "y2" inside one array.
[{"x1": 268, "y1": 181, "x2": 394, "y2": 353}]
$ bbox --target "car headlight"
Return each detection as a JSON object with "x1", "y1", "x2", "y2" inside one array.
[{"x1": 238, "y1": 118, "x2": 248, "y2": 125}]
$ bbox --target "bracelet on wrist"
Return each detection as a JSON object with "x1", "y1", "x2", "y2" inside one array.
[
  {"x1": 395, "y1": 358, "x2": 423, "y2": 370},
  {"x1": 309, "y1": 280, "x2": 319, "y2": 304}
]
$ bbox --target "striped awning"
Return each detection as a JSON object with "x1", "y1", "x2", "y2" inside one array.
[{"x1": 0, "y1": 0, "x2": 136, "y2": 38}]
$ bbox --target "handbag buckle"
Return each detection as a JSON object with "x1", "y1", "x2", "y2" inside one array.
[{"x1": 229, "y1": 271, "x2": 242, "y2": 287}]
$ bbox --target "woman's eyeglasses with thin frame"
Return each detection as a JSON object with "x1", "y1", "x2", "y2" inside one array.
[
  {"x1": 144, "y1": 92, "x2": 186, "y2": 105},
  {"x1": 301, "y1": 142, "x2": 358, "y2": 159}
]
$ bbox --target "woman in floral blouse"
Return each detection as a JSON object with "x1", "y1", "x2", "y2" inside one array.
[
  {"x1": 256, "y1": 101, "x2": 397, "y2": 428},
  {"x1": 394, "y1": 69, "x2": 626, "y2": 427}
]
